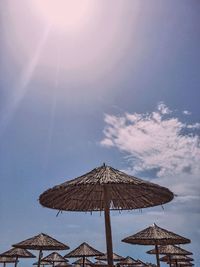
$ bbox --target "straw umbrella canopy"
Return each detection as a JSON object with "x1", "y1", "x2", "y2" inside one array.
[
  {"x1": 146, "y1": 244, "x2": 193, "y2": 267},
  {"x1": 91, "y1": 260, "x2": 108, "y2": 267},
  {"x1": 118, "y1": 256, "x2": 138, "y2": 265},
  {"x1": 160, "y1": 255, "x2": 193, "y2": 267},
  {"x1": 95, "y1": 252, "x2": 124, "y2": 262},
  {"x1": 12, "y1": 233, "x2": 69, "y2": 267},
  {"x1": 0, "y1": 247, "x2": 35, "y2": 267},
  {"x1": 39, "y1": 164, "x2": 173, "y2": 267},
  {"x1": 42, "y1": 252, "x2": 66, "y2": 267},
  {"x1": 72, "y1": 258, "x2": 93, "y2": 266},
  {"x1": 122, "y1": 223, "x2": 190, "y2": 267},
  {"x1": 65, "y1": 242, "x2": 103, "y2": 267},
  {"x1": 55, "y1": 262, "x2": 72, "y2": 267},
  {"x1": 0, "y1": 256, "x2": 18, "y2": 267},
  {"x1": 33, "y1": 260, "x2": 53, "y2": 267}
]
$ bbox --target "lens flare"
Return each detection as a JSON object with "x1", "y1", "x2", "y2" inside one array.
[{"x1": 32, "y1": 0, "x2": 95, "y2": 32}]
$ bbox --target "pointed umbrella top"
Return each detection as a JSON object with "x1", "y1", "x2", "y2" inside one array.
[
  {"x1": 72, "y1": 258, "x2": 93, "y2": 265},
  {"x1": 96, "y1": 252, "x2": 124, "y2": 262},
  {"x1": 122, "y1": 223, "x2": 190, "y2": 245},
  {"x1": 65, "y1": 243, "x2": 103, "y2": 258},
  {"x1": 146, "y1": 244, "x2": 193, "y2": 255},
  {"x1": 118, "y1": 256, "x2": 138, "y2": 265},
  {"x1": 42, "y1": 252, "x2": 66, "y2": 263},
  {"x1": 0, "y1": 248, "x2": 35, "y2": 258},
  {"x1": 39, "y1": 165, "x2": 174, "y2": 212},
  {"x1": 33, "y1": 260, "x2": 53, "y2": 266},
  {"x1": 13, "y1": 233, "x2": 69, "y2": 251},
  {"x1": 0, "y1": 256, "x2": 18, "y2": 263}
]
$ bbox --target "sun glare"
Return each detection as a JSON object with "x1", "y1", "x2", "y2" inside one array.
[{"x1": 32, "y1": 0, "x2": 95, "y2": 32}]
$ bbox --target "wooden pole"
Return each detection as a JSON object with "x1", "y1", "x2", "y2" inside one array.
[
  {"x1": 14, "y1": 256, "x2": 18, "y2": 267},
  {"x1": 83, "y1": 256, "x2": 85, "y2": 267},
  {"x1": 155, "y1": 244, "x2": 160, "y2": 267},
  {"x1": 3, "y1": 263, "x2": 6, "y2": 267},
  {"x1": 103, "y1": 186, "x2": 114, "y2": 267},
  {"x1": 37, "y1": 249, "x2": 43, "y2": 267},
  {"x1": 168, "y1": 254, "x2": 172, "y2": 267}
]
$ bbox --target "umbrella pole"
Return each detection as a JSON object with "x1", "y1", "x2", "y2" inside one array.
[
  {"x1": 155, "y1": 244, "x2": 160, "y2": 267},
  {"x1": 83, "y1": 256, "x2": 85, "y2": 267},
  {"x1": 3, "y1": 263, "x2": 6, "y2": 267},
  {"x1": 168, "y1": 255, "x2": 172, "y2": 267},
  {"x1": 38, "y1": 249, "x2": 43, "y2": 267},
  {"x1": 103, "y1": 186, "x2": 114, "y2": 267},
  {"x1": 14, "y1": 256, "x2": 18, "y2": 267}
]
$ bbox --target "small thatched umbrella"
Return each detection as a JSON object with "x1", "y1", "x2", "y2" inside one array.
[
  {"x1": 33, "y1": 260, "x2": 53, "y2": 267},
  {"x1": 42, "y1": 252, "x2": 66, "y2": 267},
  {"x1": 118, "y1": 256, "x2": 138, "y2": 266},
  {"x1": 146, "y1": 244, "x2": 193, "y2": 267},
  {"x1": 0, "y1": 256, "x2": 18, "y2": 267},
  {"x1": 55, "y1": 262, "x2": 72, "y2": 267},
  {"x1": 91, "y1": 260, "x2": 108, "y2": 267},
  {"x1": 0, "y1": 247, "x2": 35, "y2": 267},
  {"x1": 122, "y1": 223, "x2": 190, "y2": 267},
  {"x1": 72, "y1": 258, "x2": 93, "y2": 266},
  {"x1": 65, "y1": 242, "x2": 103, "y2": 267},
  {"x1": 160, "y1": 255, "x2": 193, "y2": 267},
  {"x1": 39, "y1": 164, "x2": 173, "y2": 267},
  {"x1": 96, "y1": 252, "x2": 124, "y2": 262},
  {"x1": 12, "y1": 233, "x2": 69, "y2": 267}
]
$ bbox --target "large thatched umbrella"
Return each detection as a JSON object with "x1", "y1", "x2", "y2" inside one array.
[
  {"x1": 146, "y1": 245, "x2": 193, "y2": 267},
  {"x1": 39, "y1": 164, "x2": 173, "y2": 267},
  {"x1": 12, "y1": 233, "x2": 69, "y2": 267},
  {"x1": 122, "y1": 223, "x2": 190, "y2": 267},
  {"x1": 42, "y1": 252, "x2": 66, "y2": 267},
  {"x1": 0, "y1": 256, "x2": 18, "y2": 267},
  {"x1": 65, "y1": 242, "x2": 103, "y2": 267},
  {"x1": 0, "y1": 247, "x2": 35, "y2": 267}
]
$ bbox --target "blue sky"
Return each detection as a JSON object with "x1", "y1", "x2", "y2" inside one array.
[{"x1": 0, "y1": 1, "x2": 200, "y2": 266}]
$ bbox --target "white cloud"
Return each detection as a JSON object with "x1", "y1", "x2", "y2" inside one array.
[
  {"x1": 183, "y1": 110, "x2": 192, "y2": 115},
  {"x1": 100, "y1": 103, "x2": 200, "y2": 203}
]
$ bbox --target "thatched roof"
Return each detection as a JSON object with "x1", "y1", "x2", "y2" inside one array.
[
  {"x1": 0, "y1": 248, "x2": 35, "y2": 258},
  {"x1": 146, "y1": 244, "x2": 192, "y2": 255},
  {"x1": 92, "y1": 260, "x2": 107, "y2": 266},
  {"x1": 122, "y1": 223, "x2": 190, "y2": 245},
  {"x1": 33, "y1": 260, "x2": 53, "y2": 265},
  {"x1": 96, "y1": 252, "x2": 124, "y2": 262},
  {"x1": 55, "y1": 262, "x2": 72, "y2": 267},
  {"x1": 0, "y1": 256, "x2": 17, "y2": 263},
  {"x1": 13, "y1": 233, "x2": 69, "y2": 250},
  {"x1": 72, "y1": 258, "x2": 93, "y2": 265},
  {"x1": 65, "y1": 243, "x2": 103, "y2": 258},
  {"x1": 39, "y1": 165, "x2": 173, "y2": 212},
  {"x1": 160, "y1": 255, "x2": 193, "y2": 262},
  {"x1": 42, "y1": 252, "x2": 66, "y2": 262},
  {"x1": 118, "y1": 256, "x2": 138, "y2": 265}
]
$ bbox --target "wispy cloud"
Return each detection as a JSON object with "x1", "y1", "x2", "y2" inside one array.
[{"x1": 101, "y1": 102, "x2": 200, "y2": 203}]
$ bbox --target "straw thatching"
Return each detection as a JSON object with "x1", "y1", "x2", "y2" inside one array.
[
  {"x1": 42, "y1": 252, "x2": 66, "y2": 263},
  {"x1": 39, "y1": 165, "x2": 173, "y2": 211},
  {"x1": 122, "y1": 223, "x2": 190, "y2": 245},
  {"x1": 65, "y1": 243, "x2": 103, "y2": 258},
  {"x1": 0, "y1": 248, "x2": 35, "y2": 258},
  {"x1": 33, "y1": 260, "x2": 53, "y2": 266},
  {"x1": 55, "y1": 262, "x2": 72, "y2": 267},
  {"x1": 160, "y1": 255, "x2": 193, "y2": 262},
  {"x1": 146, "y1": 245, "x2": 192, "y2": 255},
  {"x1": 96, "y1": 253, "x2": 124, "y2": 262},
  {"x1": 0, "y1": 256, "x2": 17, "y2": 263},
  {"x1": 118, "y1": 256, "x2": 138, "y2": 265},
  {"x1": 91, "y1": 260, "x2": 108, "y2": 267},
  {"x1": 72, "y1": 258, "x2": 93, "y2": 265},
  {"x1": 13, "y1": 233, "x2": 69, "y2": 250}
]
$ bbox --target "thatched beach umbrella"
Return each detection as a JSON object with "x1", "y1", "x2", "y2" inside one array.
[
  {"x1": 0, "y1": 256, "x2": 18, "y2": 267},
  {"x1": 118, "y1": 256, "x2": 138, "y2": 266},
  {"x1": 160, "y1": 255, "x2": 193, "y2": 267},
  {"x1": 91, "y1": 260, "x2": 108, "y2": 267},
  {"x1": 42, "y1": 252, "x2": 66, "y2": 267},
  {"x1": 122, "y1": 223, "x2": 190, "y2": 267},
  {"x1": 146, "y1": 245, "x2": 193, "y2": 267},
  {"x1": 96, "y1": 252, "x2": 124, "y2": 262},
  {"x1": 39, "y1": 164, "x2": 173, "y2": 267},
  {"x1": 65, "y1": 242, "x2": 103, "y2": 267},
  {"x1": 72, "y1": 258, "x2": 93, "y2": 266},
  {"x1": 12, "y1": 233, "x2": 69, "y2": 267},
  {"x1": 0, "y1": 247, "x2": 35, "y2": 267},
  {"x1": 33, "y1": 260, "x2": 53, "y2": 267},
  {"x1": 55, "y1": 262, "x2": 72, "y2": 267}
]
